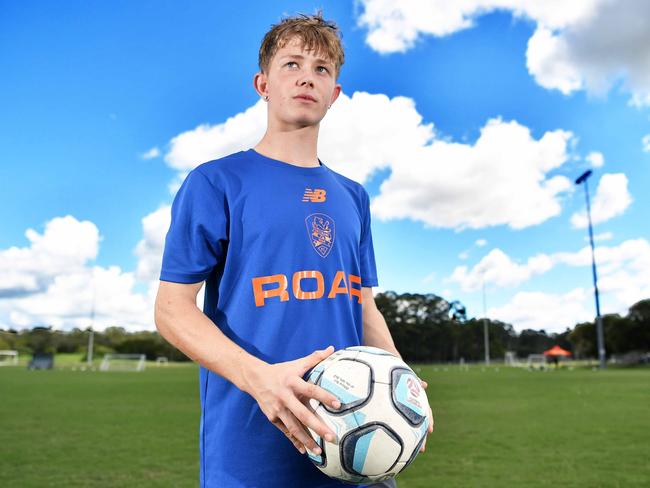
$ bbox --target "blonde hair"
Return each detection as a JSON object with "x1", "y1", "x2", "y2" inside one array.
[{"x1": 258, "y1": 10, "x2": 345, "y2": 80}]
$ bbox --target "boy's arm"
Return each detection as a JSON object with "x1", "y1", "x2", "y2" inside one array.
[
  {"x1": 154, "y1": 280, "x2": 341, "y2": 455},
  {"x1": 360, "y1": 286, "x2": 401, "y2": 357}
]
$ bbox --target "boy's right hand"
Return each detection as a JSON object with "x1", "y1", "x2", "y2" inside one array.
[{"x1": 247, "y1": 345, "x2": 342, "y2": 456}]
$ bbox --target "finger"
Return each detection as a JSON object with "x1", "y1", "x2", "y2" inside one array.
[
  {"x1": 273, "y1": 419, "x2": 306, "y2": 454},
  {"x1": 300, "y1": 345, "x2": 334, "y2": 374},
  {"x1": 419, "y1": 436, "x2": 427, "y2": 453},
  {"x1": 428, "y1": 407, "x2": 434, "y2": 433},
  {"x1": 419, "y1": 379, "x2": 428, "y2": 389},
  {"x1": 278, "y1": 409, "x2": 322, "y2": 455},
  {"x1": 286, "y1": 394, "x2": 336, "y2": 443},
  {"x1": 296, "y1": 379, "x2": 341, "y2": 410}
]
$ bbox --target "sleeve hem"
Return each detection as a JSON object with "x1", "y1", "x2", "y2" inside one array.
[
  {"x1": 361, "y1": 277, "x2": 378, "y2": 287},
  {"x1": 159, "y1": 270, "x2": 209, "y2": 284}
]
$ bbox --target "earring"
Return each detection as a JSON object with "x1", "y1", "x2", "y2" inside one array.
[{"x1": 264, "y1": 95, "x2": 269, "y2": 101}]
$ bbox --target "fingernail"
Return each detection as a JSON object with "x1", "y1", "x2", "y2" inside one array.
[
  {"x1": 311, "y1": 447, "x2": 322, "y2": 455},
  {"x1": 332, "y1": 400, "x2": 341, "y2": 408},
  {"x1": 325, "y1": 432, "x2": 335, "y2": 442},
  {"x1": 299, "y1": 447, "x2": 306, "y2": 454}
]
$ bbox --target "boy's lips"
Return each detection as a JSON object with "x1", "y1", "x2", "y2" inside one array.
[{"x1": 294, "y1": 94, "x2": 317, "y2": 102}]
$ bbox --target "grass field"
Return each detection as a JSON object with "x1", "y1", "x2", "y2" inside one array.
[{"x1": 2, "y1": 356, "x2": 649, "y2": 487}]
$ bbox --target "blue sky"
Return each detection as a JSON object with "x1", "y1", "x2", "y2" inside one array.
[{"x1": 1, "y1": 0, "x2": 649, "y2": 332}]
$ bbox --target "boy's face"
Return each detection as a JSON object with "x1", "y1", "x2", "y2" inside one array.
[{"x1": 257, "y1": 36, "x2": 341, "y2": 129}]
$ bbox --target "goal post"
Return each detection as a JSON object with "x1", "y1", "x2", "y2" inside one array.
[
  {"x1": 504, "y1": 351, "x2": 520, "y2": 367},
  {"x1": 99, "y1": 353, "x2": 146, "y2": 372},
  {"x1": 0, "y1": 350, "x2": 19, "y2": 366}
]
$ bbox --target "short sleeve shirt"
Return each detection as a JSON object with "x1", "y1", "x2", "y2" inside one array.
[{"x1": 160, "y1": 148, "x2": 379, "y2": 488}]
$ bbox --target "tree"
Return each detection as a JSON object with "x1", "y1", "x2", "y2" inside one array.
[{"x1": 569, "y1": 321, "x2": 596, "y2": 358}]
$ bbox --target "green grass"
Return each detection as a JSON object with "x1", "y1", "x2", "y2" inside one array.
[{"x1": 1, "y1": 360, "x2": 649, "y2": 487}]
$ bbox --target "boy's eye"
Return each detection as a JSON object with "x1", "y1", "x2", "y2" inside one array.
[
  {"x1": 286, "y1": 61, "x2": 298, "y2": 68},
  {"x1": 317, "y1": 66, "x2": 329, "y2": 73}
]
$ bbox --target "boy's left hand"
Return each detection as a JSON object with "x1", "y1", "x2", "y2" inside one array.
[{"x1": 418, "y1": 379, "x2": 434, "y2": 453}]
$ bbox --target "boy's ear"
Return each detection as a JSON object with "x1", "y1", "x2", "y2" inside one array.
[
  {"x1": 330, "y1": 83, "x2": 342, "y2": 106},
  {"x1": 253, "y1": 71, "x2": 268, "y2": 99}
]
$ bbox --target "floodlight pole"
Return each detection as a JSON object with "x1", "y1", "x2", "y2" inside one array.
[
  {"x1": 482, "y1": 274, "x2": 490, "y2": 366},
  {"x1": 575, "y1": 170, "x2": 606, "y2": 369},
  {"x1": 87, "y1": 271, "x2": 96, "y2": 366},
  {"x1": 87, "y1": 327, "x2": 94, "y2": 366}
]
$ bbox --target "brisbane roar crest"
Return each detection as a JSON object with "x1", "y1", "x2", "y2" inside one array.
[{"x1": 305, "y1": 213, "x2": 335, "y2": 258}]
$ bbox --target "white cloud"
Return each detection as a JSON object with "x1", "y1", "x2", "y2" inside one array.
[
  {"x1": 586, "y1": 151, "x2": 604, "y2": 168},
  {"x1": 643, "y1": 134, "x2": 650, "y2": 152},
  {"x1": 163, "y1": 92, "x2": 432, "y2": 186},
  {"x1": 135, "y1": 206, "x2": 171, "y2": 283},
  {"x1": 370, "y1": 117, "x2": 574, "y2": 230},
  {"x1": 450, "y1": 248, "x2": 554, "y2": 291},
  {"x1": 570, "y1": 173, "x2": 632, "y2": 228},
  {"x1": 357, "y1": 0, "x2": 650, "y2": 106},
  {"x1": 0, "y1": 216, "x2": 158, "y2": 331},
  {"x1": 0, "y1": 216, "x2": 99, "y2": 296},
  {"x1": 458, "y1": 251, "x2": 469, "y2": 260},
  {"x1": 488, "y1": 288, "x2": 592, "y2": 333},
  {"x1": 421, "y1": 271, "x2": 436, "y2": 284},
  {"x1": 141, "y1": 146, "x2": 161, "y2": 160},
  {"x1": 5, "y1": 266, "x2": 153, "y2": 331},
  {"x1": 555, "y1": 238, "x2": 650, "y2": 307},
  {"x1": 163, "y1": 93, "x2": 577, "y2": 231},
  {"x1": 590, "y1": 231, "x2": 613, "y2": 242},
  {"x1": 453, "y1": 238, "x2": 650, "y2": 291},
  {"x1": 452, "y1": 238, "x2": 650, "y2": 329},
  {"x1": 165, "y1": 101, "x2": 267, "y2": 172},
  {"x1": 356, "y1": 0, "x2": 601, "y2": 54},
  {"x1": 475, "y1": 239, "x2": 487, "y2": 247}
]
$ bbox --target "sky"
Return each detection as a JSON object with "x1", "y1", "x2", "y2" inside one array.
[{"x1": 1, "y1": 0, "x2": 649, "y2": 334}]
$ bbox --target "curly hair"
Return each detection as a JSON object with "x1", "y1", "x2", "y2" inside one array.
[{"x1": 258, "y1": 10, "x2": 345, "y2": 80}]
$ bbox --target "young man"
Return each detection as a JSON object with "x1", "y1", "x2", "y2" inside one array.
[{"x1": 155, "y1": 11, "x2": 432, "y2": 488}]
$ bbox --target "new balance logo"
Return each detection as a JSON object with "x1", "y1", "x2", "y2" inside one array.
[{"x1": 302, "y1": 188, "x2": 326, "y2": 202}]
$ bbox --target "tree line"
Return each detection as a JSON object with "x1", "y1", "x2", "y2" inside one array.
[{"x1": 1, "y1": 293, "x2": 649, "y2": 363}]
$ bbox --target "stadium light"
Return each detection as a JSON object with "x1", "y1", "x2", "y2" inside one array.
[{"x1": 574, "y1": 170, "x2": 606, "y2": 369}]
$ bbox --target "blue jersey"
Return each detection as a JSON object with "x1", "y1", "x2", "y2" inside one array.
[{"x1": 160, "y1": 148, "x2": 379, "y2": 488}]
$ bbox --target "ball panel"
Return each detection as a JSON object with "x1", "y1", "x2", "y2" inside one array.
[
  {"x1": 306, "y1": 349, "x2": 357, "y2": 384},
  {"x1": 311, "y1": 404, "x2": 359, "y2": 447},
  {"x1": 399, "y1": 431, "x2": 426, "y2": 472},
  {"x1": 390, "y1": 368, "x2": 427, "y2": 426},
  {"x1": 397, "y1": 409, "x2": 429, "y2": 464},
  {"x1": 318, "y1": 358, "x2": 373, "y2": 414},
  {"x1": 340, "y1": 423, "x2": 403, "y2": 477},
  {"x1": 307, "y1": 432, "x2": 325, "y2": 466}
]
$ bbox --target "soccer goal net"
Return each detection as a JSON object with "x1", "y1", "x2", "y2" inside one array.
[
  {"x1": 100, "y1": 353, "x2": 146, "y2": 372},
  {"x1": 527, "y1": 354, "x2": 548, "y2": 371},
  {"x1": 0, "y1": 350, "x2": 19, "y2": 366}
]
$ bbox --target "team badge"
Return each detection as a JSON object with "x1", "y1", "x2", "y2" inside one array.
[{"x1": 305, "y1": 213, "x2": 335, "y2": 258}]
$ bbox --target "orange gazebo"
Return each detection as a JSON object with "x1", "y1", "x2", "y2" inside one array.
[{"x1": 543, "y1": 345, "x2": 572, "y2": 357}]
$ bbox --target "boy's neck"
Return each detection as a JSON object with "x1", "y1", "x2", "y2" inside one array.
[{"x1": 254, "y1": 125, "x2": 321, "y2": 168}]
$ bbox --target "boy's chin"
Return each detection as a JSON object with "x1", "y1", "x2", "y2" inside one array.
[{"x1": 282, "y1": 113, "x2": 325, "y2": 128}]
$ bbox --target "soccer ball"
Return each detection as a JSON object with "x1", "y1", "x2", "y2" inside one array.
[{"x1": 305, "y1": 346, "x2": 430, "y2": 484}]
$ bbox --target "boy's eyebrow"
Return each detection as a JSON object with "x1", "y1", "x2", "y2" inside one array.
[{"x1": 281, "y1": 53, "x2": 333, "y2": 66}]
